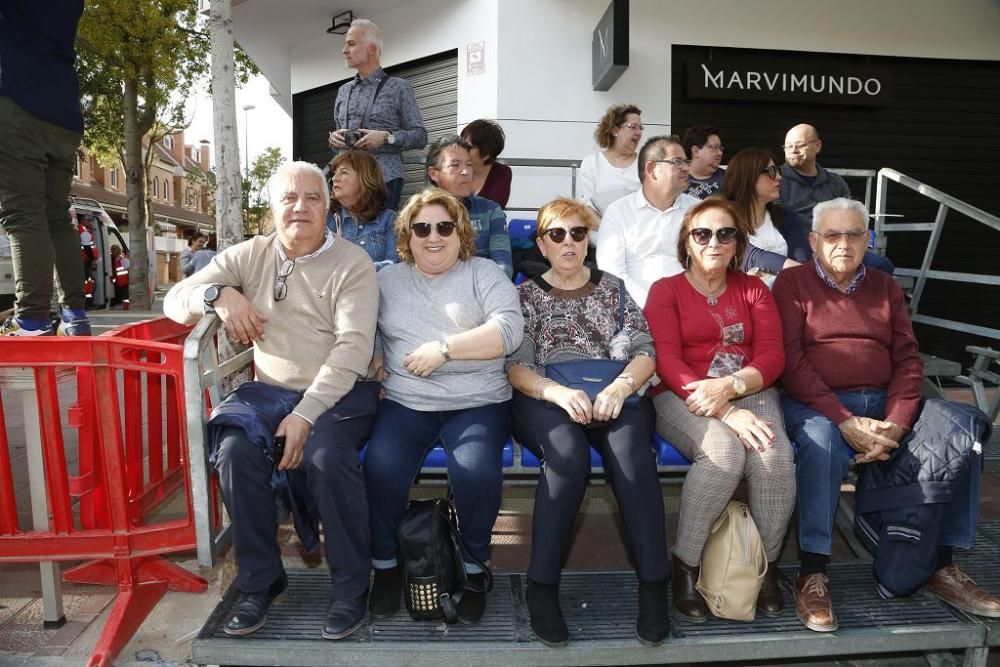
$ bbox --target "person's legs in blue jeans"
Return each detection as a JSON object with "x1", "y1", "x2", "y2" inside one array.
[
  {"x1": 782, "y1": 390, "x2": 886, "y2": 556},
  {"x1": 385, "y1": 178, "x2": 404, "y2": 212},
  {"x1": 364, "y1": 400, "x2": 441, "y2": 567},
  {"x1": 439, "y1": 401, "x2": 510, "y2": 567}
]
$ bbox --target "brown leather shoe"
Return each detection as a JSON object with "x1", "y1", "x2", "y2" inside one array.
[
  {"x1": 923, "y1": 563, "x2": 1000, "y2": 618},
  {"x1": 794, "y1": 573, "x2": 837, "y2": 632},
  {"x1": 671, "y1": 558, "x2": 708, "y2": 623},
  {"x1": 756, "y1": 562, "x2": 783, "y2": 617}
]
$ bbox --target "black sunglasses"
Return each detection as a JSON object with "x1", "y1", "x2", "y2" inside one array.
[
  {"x1": 760, "y1": 163, "x2": 780, "y2": 180},
  {"x1": 690, "y1": 227, "x2": 738, "y2": 245},
  {"x1": 411, "y1": 221, "x2": 457, "y2": 238},
  {"x1": 274, "y1": 258, "x2": 295, "y2": 302},
  {"x1": 542, "y1": 226, "x2": 588, "y2": 243}
]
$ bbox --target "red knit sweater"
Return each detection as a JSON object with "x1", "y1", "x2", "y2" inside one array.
[
  {"x1": 772, "y1": 262, "x2": 923, "y2": 428},
  {"x1": 645, "y1": 271, "x2": 785, "y2": 399}
]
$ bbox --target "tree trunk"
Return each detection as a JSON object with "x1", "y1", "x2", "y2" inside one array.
[
  {"x1": 210, "y1": 0, "x2": 243, "y2": 252},
  {"x1": 210, "y1": 0, "x2": 250, "y2": 389},
  {"x1": 123, "y1": 79, "x2": 151, "y2": 309}
]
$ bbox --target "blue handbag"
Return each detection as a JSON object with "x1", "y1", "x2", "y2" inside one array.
[{"x1": 543, "y1": 280, "x2": 639, "y2": 409}]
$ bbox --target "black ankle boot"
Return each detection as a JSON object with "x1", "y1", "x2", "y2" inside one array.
[
  {"x1": 671, "y1": 558, "x2": 708, "y2": 623},
  {"x1": 368, "y1": 566, "x2": 401, "y2": 618},
  {"x1": 457, "y1": 572, "x2": 488, "y2": 624},
  {"x1": 636, "y1": 577, "x2": 670, "y2": 645},
  {"x1": 527, "y1": 579, "x2": 568, "y2": 647},
  {"x1": 756, "y1": 562, "x2": 784, "y2": 617}
]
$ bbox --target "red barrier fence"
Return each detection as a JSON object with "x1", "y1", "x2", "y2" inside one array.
[{"x1": 0, "y1": 319, "x2": 204, "y2": 667}]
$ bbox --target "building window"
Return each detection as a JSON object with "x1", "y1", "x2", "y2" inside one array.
[
  {"x1": 164, "y1": 180, "x2": 170, "y2": 202},
  {"x1": 164, "y1": 135, "x2": 173, "y2": 149},
  {"x1": 152, "y1": 177, "x2": 159, "y2": 198},
  {"x1": 73, "y1": 153, "x2": 81, "y2": 178},
  {"x1": 110, "y1": 168, "x2": 118, "y2": 189}
]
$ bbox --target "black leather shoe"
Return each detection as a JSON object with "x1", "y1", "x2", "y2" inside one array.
[
  {"x1": 369, "y1": 567, "x2": 401, "y2": 618},
  {"x1": 527, "y1": 579, "x2": 568, "y2": 647},
  {"x1": 223, "y1": 572, "x2": 288, "y2": 636},
  {"x1": 323, "y1": 591, "x2": 368, "y2": 640},
  {"x1": 457, "y1": 572, "x2": 488, "y2": 624},
  {"x1": 636, "y1": 577, "x2": 670, "y2": 646},
  {"x1": 671, "y1": 558, "x2": 708, "y2": 623},
  {"x1": 756, "y1": 562, "x2": 784, "y2": 617}
]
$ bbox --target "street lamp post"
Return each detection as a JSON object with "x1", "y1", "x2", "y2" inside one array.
[{"x1": 241, "y1": 104, "x2": 255, "y2": 177}]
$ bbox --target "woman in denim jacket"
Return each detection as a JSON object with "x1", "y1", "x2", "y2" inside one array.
[{"x1": 327, "y1": 150, "x2": 399, "y2": 269}]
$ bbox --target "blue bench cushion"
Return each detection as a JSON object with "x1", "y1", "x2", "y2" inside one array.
[
  {"x1": 361, "y1": 438, "x2": 516, "y2": 469},
  {"x1": 520, "y1": 432, "x2": 689, "y2": 469},
  {"x1": 508, "y1": 218, "x2": 536, "y2": 240}
]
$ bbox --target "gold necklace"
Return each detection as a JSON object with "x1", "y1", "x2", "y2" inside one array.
[{"x1": 686, "y1": 271, "x2": 726, "y2": 305}]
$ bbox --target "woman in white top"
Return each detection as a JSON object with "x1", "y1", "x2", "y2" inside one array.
[
  {"x1": 721, "y1": 148, "x2": 810, "y2": 288},
  {"x1": 578, "y1": 104, "x2": 644, "y2": 215}
]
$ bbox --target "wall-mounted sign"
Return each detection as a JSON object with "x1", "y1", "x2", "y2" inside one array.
[
  {"x1": 466, "y1": 41, "x2": 485, "y2": 76},
  {"x1": 686, "y1": 49, "x2": 892, "y2": 107},
  {"x1": 592, "y1": 0, "x2": 628, "y2": 91}
]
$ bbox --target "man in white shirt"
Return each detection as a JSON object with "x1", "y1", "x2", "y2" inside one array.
[{"x1": 596, "y1": 135, "x2": 699, "y2": 307}]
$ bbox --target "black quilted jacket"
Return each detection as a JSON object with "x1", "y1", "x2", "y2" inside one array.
[{"x1": 856, "y1": 399, "x2": 991, "y2": 514}]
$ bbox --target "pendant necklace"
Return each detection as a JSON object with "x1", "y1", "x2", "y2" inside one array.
[{"x1": 687, "y1": 272, "x2": 725, "y2": 305}]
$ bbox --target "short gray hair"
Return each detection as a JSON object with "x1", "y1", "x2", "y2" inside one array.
[
  {"x1": 269, "y1": 161, "x2": 330, "y2": 214},
  {"x1": 351, "y1": 18, "x2": 383, "y2": 57},
  {"x1": 812, "y1": 197, "x2": 869, "y2": 231}
]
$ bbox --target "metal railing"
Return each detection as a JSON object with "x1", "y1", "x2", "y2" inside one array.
[{"x1": 874, "y1": 167, "x2": 1000, "y2": 341}]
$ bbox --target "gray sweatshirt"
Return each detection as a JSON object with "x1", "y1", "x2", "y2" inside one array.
[{"x1": 377, "y1": 257, "x2": 523, "y2": 411}]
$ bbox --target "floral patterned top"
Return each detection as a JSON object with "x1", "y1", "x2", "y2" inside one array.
[{"x1": 506, "y1": 269, "x2": 654, "y2": 373}]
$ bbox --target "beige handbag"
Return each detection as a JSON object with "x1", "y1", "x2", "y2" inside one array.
[{"x1": 695, "y1": 500, "x2": 767, "y2": 621}]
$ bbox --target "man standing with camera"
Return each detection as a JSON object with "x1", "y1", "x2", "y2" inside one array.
[{"x1": 329, "y1": 18, "x2": 427, "y2": 211}]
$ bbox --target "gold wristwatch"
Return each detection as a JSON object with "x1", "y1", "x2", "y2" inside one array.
[{"x1": 730, "y1": 374, "x2": 747, "y2": 397}]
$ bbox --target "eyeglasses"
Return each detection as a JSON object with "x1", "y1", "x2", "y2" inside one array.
[
  {"x1": 782, "y1": 139, "x2": 819, "y2": 152},
  {"x1": 761, "y1": 163, "x2": 780, "y2": 180},
  {"x1": 411, "y1": 221, "x2": 457, "y2": 238},
  {"x1": 701, "y1": 143, "x2": 724, "y2": 152},
  {"x1": 619, "y1": 123, "x2": 645, "y2": 132},
  {"x1": 817, "y1": 230, "x2": 867, "y2": 243},
  {"x1": 652, "y1": 158, "x2": 691, "y2": 169},
  {"x1": 542, "y1": 226, "x2": 588, "y2": 243},
  {"x1": 274, "y1": 258, "x2": 295, "y2": 302},
  {"x1": 690, "y1": 227, "x2": 738, "y2": 245}
]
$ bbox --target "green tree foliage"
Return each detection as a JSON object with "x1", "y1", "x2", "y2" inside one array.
[
  {"x1": 243, "y1": 147, "x2": 286, "y2": 237},
  {"x1": 76, "y1": 0, "x2": 257, "y2": 307}
]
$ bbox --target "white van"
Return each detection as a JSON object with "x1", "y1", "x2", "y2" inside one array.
[{"x1": 0, "y1": 197, "x2": 147, "y2": 312}]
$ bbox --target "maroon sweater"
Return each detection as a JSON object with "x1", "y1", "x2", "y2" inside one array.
[{"x1": 772, "y1": 261, "x2": 923, "y2": 428}]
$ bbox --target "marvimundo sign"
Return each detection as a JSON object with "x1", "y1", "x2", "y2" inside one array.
[{"x1": 687, "y1": 53, "x2": 891, "y2": 107}]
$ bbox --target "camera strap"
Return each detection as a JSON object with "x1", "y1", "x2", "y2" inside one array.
[{"x1": 343, "y1": 73, "x2": 392, "y2": 130}]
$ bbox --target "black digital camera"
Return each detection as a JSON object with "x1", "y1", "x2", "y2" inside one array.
[{"x1": 343, "y1": 130, "x2": 361, "y2": 148}]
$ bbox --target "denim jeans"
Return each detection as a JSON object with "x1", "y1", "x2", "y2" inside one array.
[
  {"x1": 385, "y1": 177, "x2": 404, "y2": 212},
  {"x1": 782, "y1": 389, "x2": 980, "y2": 554},
  {"x1": 364, "y1": 399, "x2": 511, "y2": 567}
]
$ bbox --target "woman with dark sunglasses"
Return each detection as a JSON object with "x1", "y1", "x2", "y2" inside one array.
[
  {"x1": 721, "y1": 147, "x2": 811, "y2": 287},
  {"x1": 363, "y1": 188, "x2": 523, "y2": 624},
  {"x1": 645, "y1": 197, "x2": 795, "y2": 624},
  {"x1": 505, "y1": 198, "x2": 668, "y2": 647}
]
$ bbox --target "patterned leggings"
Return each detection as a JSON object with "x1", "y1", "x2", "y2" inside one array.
[{"x1": 653, "y1": 388, "x2": 796, "y2": 566}]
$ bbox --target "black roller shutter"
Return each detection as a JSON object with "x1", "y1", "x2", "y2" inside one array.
[{"x1": 292, "y1": 50, "x2": 458, "y2": 201}]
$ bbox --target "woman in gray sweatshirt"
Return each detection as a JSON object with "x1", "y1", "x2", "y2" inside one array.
[{"x1": 364, "y1": 188, "x2": 522, "y2": 624}]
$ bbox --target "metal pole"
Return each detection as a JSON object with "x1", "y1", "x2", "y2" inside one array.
[{"x1": 242, "y1": 104, "x2": 255, "y2": 178}]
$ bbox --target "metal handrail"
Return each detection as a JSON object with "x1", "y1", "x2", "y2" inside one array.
[{"x1": 874, "y1": 167, "x2": 1000, "y2": 341}]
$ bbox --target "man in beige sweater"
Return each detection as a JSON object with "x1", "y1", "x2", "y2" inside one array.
[{"x1": 164, "y1": 161, "x2": 379, "y2": 640}]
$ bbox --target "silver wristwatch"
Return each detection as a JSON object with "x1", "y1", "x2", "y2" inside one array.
[
  {"x1": 385, "y1": 131, "x2": 396, "y2": 145},
  {"x1": 730, "y1": 374, "x2": 747, "y2": 397},
  {"x1": 438, "y1": 338, "x2": 451, "y2": 361}
]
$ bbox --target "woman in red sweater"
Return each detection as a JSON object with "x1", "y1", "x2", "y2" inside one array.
[{"x1": 644, "y1": 198, "x2": 794, "y2": 622}]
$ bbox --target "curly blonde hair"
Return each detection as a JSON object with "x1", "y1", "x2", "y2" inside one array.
[
  {"x1": 594, "y1": 103, "x2": 641, "y2": 149},
  {"x1": 395, "y1": 188, "x2": 478, "y2": 264}
]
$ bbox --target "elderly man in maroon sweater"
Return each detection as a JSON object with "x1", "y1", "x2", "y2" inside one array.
[{"x1": 774, "y1": 197, "x2": 1000, "y2": 633}]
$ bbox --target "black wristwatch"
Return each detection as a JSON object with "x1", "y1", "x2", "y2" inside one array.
[{"x1": 203, "y1": 284, "x2": 226, "y2": 313}]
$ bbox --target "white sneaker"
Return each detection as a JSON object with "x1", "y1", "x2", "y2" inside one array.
[{"x1": 0, "y1": 317, "x2": 53, "y2": 337}]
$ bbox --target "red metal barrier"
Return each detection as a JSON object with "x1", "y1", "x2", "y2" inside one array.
[{"x1": 0, "y1": 320, "x2": 204, "y2": 667}]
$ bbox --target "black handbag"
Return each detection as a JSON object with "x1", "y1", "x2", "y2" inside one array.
[
  {"x1": 397, "y1": 495, "x2": 493, "y2": 623},
  {"x1": 542, "y1": 279, "x2": 639, "y2": 410}
]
